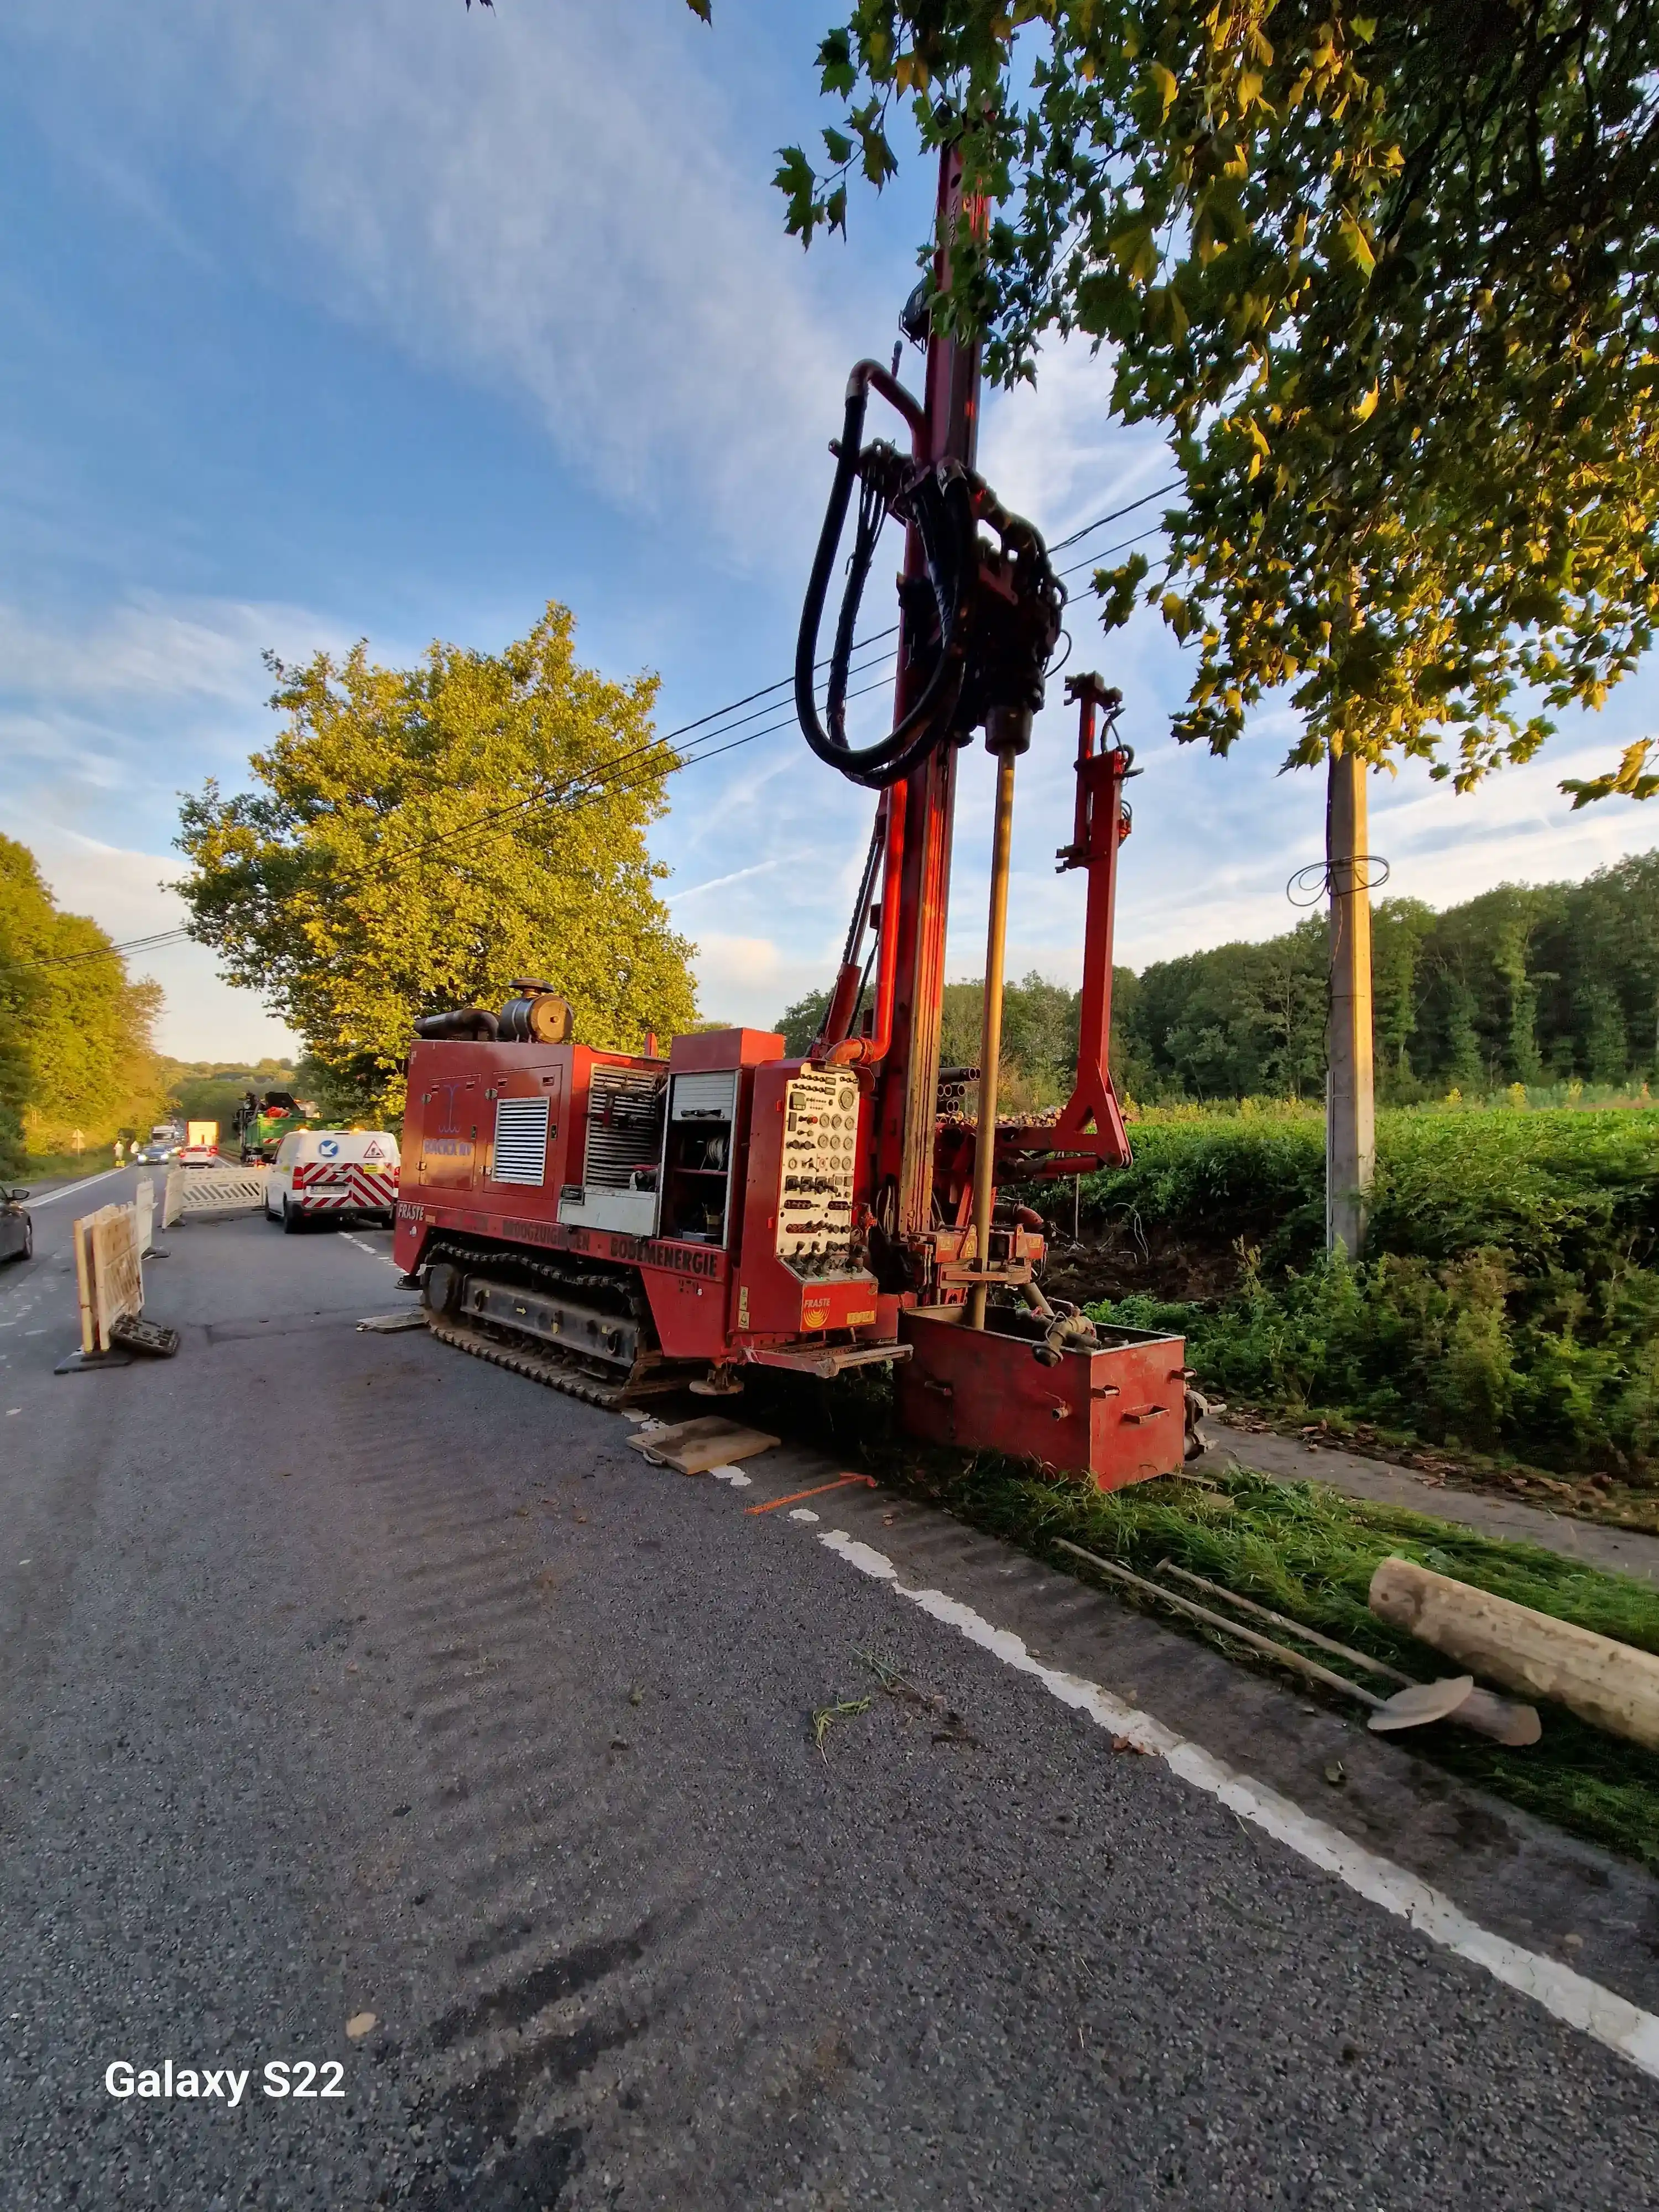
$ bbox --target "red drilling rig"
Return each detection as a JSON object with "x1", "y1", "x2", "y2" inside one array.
[{"x1": 393, "y1": 145, "x2": 1198, "y2": 1488}]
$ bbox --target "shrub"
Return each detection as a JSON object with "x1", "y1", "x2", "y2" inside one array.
[{"x1": 1075, "y1": 1105, "x2": 1659, "y2": 1476}]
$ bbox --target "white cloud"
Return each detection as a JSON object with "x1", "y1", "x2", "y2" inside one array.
[
  {"x1": 977, "y1": 336, "x2": 1169, "y2": 549},
  {"x1": 690, "y1": 930, "x2": 828, "y2": 1029},
  {"x1": 0, "y1": 593, "x2": 317, "y2": 708},
  {"x1": 0, "y1": 591, "x2": 356, "y2": 862},
  {"x1": 10, "y1": 0, "x2": 879, "y2": 561}
]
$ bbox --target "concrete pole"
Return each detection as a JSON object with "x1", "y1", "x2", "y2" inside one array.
[{"x1": 1326, "y1": 747, "x2": 1375, "y2": 1256}]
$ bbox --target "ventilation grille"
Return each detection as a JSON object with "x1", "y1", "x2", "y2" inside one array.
[
  {"x1": 491, "y1": 1097, "x2": 550, "y2": 1186},
  {"x1": 583, "y1": 1067, "x2": 666, "y2": 1190},
  {"x1": 671, "y1": 1070, "x2": 738, "y2": 1121}
]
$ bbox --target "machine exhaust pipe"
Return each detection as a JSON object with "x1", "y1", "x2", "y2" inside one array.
[{"x1": 413, "y1": 1007, "x2": 500, "y2": 1042}]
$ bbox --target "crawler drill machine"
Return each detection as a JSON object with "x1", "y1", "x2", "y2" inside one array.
[{"x1": 394, "y1": 145, "x2": 1197, "y2": 1488}]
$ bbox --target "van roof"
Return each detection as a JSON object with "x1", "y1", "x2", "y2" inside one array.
[{"x1": 288, "y1": 1129, "x2": 400, "y2": 1158}]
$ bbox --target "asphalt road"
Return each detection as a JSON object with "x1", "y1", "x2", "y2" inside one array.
[{"x1": 3, "y1": 1182, "x2": 1658, "y2": 2210}]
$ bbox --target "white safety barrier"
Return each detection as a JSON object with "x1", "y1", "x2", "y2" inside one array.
[
  {"x1": 133, "y1": 1176, "x2": 155, "y2": 1257},
  {"x1": 74, "y1": 1203, "x2": 143, "y2": 1355},
  {"x1": 162, "y1": 1164, "x2": 268, "y2": 1226}
]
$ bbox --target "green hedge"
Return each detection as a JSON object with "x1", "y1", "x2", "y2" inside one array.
[{"x1": 1069, "y1": 1107, "x2": 1659, "y2": 1476}]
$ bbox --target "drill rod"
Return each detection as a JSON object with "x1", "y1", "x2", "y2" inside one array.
[{"x1": 967, "y1": 747, "x2": 1018, "y2": 1329}]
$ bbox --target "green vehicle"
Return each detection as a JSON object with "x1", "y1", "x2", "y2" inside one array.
[{"x1": 233, "y1": 1091, "x2": 320, "y2": 1165}]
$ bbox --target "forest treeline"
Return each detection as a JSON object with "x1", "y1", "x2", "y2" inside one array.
[
  {"x1": 777, "y1": 852, "x2": 1659, "y2": 1105},
  {"x1": 0, "y1": 836, "x2": 166, "y2": 1174}
]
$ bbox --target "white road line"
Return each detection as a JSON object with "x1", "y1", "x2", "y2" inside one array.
[
  {"x1": 24, "y1": 1169, "x2": 128, "y2": 1209},
  {"x1": 816, "y1": 1525, "x2": 1659, "y2": 2083},
  {"x1": 338, "y1": 1230, "x2": 403, "y2": 1273}
]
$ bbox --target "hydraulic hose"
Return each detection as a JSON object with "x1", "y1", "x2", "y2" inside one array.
[{"x1": 795, "y1": 364, "x2": 975, "y2": 791}]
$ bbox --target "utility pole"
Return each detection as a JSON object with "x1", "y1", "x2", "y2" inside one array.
[{"x1": 1326, "y1": 747, "x2": 1375, "y2": 1256}]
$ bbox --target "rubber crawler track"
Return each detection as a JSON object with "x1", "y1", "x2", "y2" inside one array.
[
  {"x1": 419, "y1": 1234, "x2": 687, "y2": 1411},
  {"x1": 425, "y1": 1312, "x2": 639, "y2": 1410}
]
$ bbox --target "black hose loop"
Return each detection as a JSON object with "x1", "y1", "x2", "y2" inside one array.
[
  {"x1": 795, "y1": 381, "x2": 973, "y2": 788},
  {"x1": 795, "y1": 387, "x2": 868, "y2": 769}
]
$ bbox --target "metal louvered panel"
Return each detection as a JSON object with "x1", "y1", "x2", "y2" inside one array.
[
  {"x1": 671, "y1": 1070, "x2": 738, "y2": 1121},
  {"x1": 583, "y1": 1067, "x2": 667, "y2": 1190},
  {"x1": 491, "y1": 1097, "x2": 550, "y2": 1186}
]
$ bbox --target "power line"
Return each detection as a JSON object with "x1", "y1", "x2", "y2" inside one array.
[
  {"x1": 14, "y1": 662, "x2": 900, "y2": 971},
  {"x1": 19, "y1": 489, "x2": 1181, "y2": 975},
  {"x1": 1056, "y1": 520, "x2": 1165, "y2": 585},
  {"x1": 1047, "y1": 479, "x2": 1181, "y2": 554}
]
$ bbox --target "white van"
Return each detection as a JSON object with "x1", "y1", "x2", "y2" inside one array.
[{"x1": 265, "y1": 1129, "x2": 400, "y2": 1232}]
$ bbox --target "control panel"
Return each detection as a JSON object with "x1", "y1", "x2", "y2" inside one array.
[{"x1": 778, "y1": 1069, "x2": 859, "y2": 1273}]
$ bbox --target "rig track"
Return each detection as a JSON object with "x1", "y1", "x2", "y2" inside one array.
[{"x1": 419, "y1": 1234, "x2": 685, "y2": 1412}]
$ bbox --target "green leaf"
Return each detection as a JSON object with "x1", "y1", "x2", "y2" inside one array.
[
  {"x1": 1095, "y1": 554, "x2": 1151, "y2": 632},
  {"x1": 854, "y1": 109, "x2": 899, "y2": 188},
  {"x1": 1333, "y1": 212, "x2": 1376, "y2": 281},
  {"x1": 682, "y1": 0, "x2": 712, "y2": 19},
  {"x1": 774, "y1": 145, "x2": 822, "y2": 243},
  {"x1": 821, "y1": 126, "x2": 854, "y2": 168},
  {"x1": 1561, "y1": 740, "x2": 1659, "y2": 807},
  {"x1": 817, "y1": 27, "x2": 855, "y2": 98},
  {"x1": 1107, "y1": 215, "x2": 1159, "y2": 285}
]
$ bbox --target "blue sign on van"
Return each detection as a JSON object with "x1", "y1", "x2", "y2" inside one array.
[{"x1": 319, "y1": 1137, "x2": 341, "y2": 1159}]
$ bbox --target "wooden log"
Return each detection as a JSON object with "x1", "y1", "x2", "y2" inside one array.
[{"x1": 1369, "y1": 1554, "x2": 1659, "y2": 1751}]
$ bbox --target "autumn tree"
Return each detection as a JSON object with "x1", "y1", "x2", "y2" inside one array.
[
  {"x1": 771, "y1": 1, "x2": 1659, "y2": 805},
  {"x1": 176, "y1": 603, "x2": 698, "y2": 1119}
]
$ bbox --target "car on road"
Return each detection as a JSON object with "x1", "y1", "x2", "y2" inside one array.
[
  {"x1": 265, "y1": 1129, "x2": 399, "y2": 1232},
  {"x1": 0, "y1": 1188, "x2": 32, "y2": 1264},
  {"x1": 175, "y1": 1144, "x2": 220, "y2": 1168},
  {"x1": 134, "y1": 1140, "x2": 174, "y2": 1165}
]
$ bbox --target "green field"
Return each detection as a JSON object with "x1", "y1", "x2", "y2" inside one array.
[{"x1": 1035, "y1": 1102, "x2": 1659, "y2": 1483}]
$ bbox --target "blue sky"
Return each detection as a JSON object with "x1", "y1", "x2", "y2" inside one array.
[{"x1": 3, "y1": 0, "x2": 1655, "y2": 1062}]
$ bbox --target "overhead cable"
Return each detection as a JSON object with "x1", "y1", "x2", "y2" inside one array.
[{"x1": 21, "y1": 488, "x2": 1183, "y2": 973}]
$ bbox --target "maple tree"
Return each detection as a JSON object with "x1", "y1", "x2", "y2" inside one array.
[
  {"x1": 176, "y1": 604, "x2": 698, "y2": 1118},
  {"x1": 766, "y1": 1, "x2": 1659, "y2": 804}
]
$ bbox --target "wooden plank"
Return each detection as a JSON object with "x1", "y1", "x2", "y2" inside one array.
[
  {"x1": 133, "y1": 1176, "x2": 155, "y2": 1256},
  {"x1": 73, "y1": 1212, "x2": 97, "y2": 1355},
  {"x1": 90, "y1": 1206, "x2": 143, "y2": 1350},
  {"x1": 625, "y1": 1416, "x2": 780, "y2": 1475}
]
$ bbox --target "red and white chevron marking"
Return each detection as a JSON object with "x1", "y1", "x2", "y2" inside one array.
[{"x1": 292, "y1": 1162, "x2": 400, "y2": 1213}]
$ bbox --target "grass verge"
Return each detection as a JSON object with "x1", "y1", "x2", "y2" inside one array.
[
  {"x1": 13, "y1": 1146, "x2": 124, "y2": 1186},
  {"x1": 743, "y1": 1365, "x2": 1659, "y2": 1873}
]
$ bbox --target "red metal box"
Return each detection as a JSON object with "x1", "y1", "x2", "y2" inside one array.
[{"x1": 896, "y1": 1306, "x2": 1186, "y2": 1490}]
